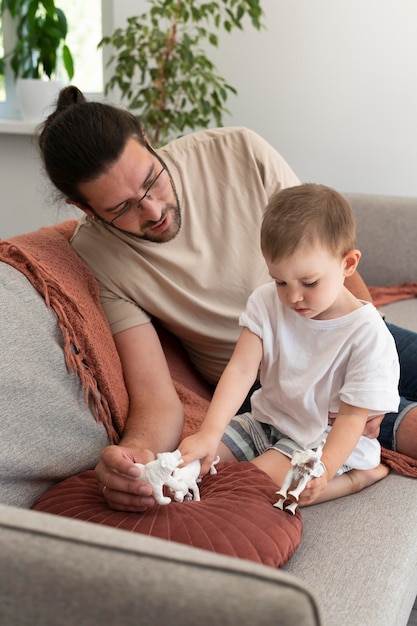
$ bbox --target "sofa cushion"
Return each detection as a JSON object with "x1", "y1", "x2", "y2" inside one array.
[
  {"x1": 0, "y1": 262, "x2": 111, "y2": 508},
  {"x1": 347, "y1": 192, "x2": 417, "y2": 287},
  {"x1": 379, "y1": 299, "x2": 417, "y2": 334},
  {"x1": 0, "y1": 221, "x2": 129, "y2": 443},
  {"x1": 284, "y1": 473, "x2": 417, "y2": 626},
  {"x1": 33, "y1": 461, "x2": 302, "y2": 568}
]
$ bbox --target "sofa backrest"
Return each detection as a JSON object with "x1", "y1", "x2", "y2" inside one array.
[{"x1": 346, "y1": 193, "x2": 417, "y2": 287}]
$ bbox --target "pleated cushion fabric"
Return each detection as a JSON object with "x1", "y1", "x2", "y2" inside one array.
[{"x1": 33, "y1": 462, "x2": 302, "y2": 568}]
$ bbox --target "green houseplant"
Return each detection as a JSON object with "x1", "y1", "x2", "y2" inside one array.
[
  {"x1": 0, "y1": 0, "x2": 74, "y2": 120},
  {"x1": 0, "y1": 0, "x2": 74, "y2": 80},
  {"x1": 100, "y1": 0, "x2": 264, "y2": 145}
]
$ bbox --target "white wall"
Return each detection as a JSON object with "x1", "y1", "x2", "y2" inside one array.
[
  {"x1": 215, "y1": 0, "x2": 417, "y2": 197},
  {"x1": 2, "y1": 0, "x2": 417, "y2": 237},
  {"x1": 1, "y1": 134, "x2": 82, "y2": 238}
]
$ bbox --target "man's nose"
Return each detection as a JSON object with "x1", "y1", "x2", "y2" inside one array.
[{"x1": 139, "y1": 195, "x2": 163, "y2": 221}]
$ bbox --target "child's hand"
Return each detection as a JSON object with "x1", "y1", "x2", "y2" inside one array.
[
  {"x1": 298, "y1": 473, "x2": 328, "y2": 506},
  {"x1": 179, "y1": 432, "x2": 220, "y2": 476}
]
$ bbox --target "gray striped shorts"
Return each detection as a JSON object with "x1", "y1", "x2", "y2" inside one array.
[
  {"x1": 221, "y1": 412, "x2": 304, "y2": 461},
  {"x1": 222, "y1": 412, "x2": 351, "y2": 475}
]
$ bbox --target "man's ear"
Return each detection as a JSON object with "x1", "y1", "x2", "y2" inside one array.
[
  {"x1": 66, "y1": 198, "x2": 93, "y2": 218},
  {"x1": 143, "y1": 134, "x2": 152, "y2": 149},
  {"x1": 343, "y1": 249, "x2": 361, "y2": 277}
]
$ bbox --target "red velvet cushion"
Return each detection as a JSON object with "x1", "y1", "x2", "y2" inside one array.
[
  {"x1": 32, "y1": 322, "x2": 302, "y2": 567},
  {"x1": 34, "y1": 462, "x2": 302, "y2": 568}
]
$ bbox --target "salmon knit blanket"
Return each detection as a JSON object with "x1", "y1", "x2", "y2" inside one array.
[
  {"x1": 369, "y1": 282, "x2": 417, "y2": 308},
  {"x1": 0, "y1": 221, "x2": 128, "y2": 443},
  {"x1": 381, "y1": 448, "x2": 417, "y2": 478}
]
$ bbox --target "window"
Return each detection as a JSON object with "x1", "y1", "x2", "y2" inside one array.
[
  {"x1": 0, "y1": 0, "x2": 108, "y2": 120},
  {"x1": 0, "y1": 18, "x2": 4, "y2": 103},
  {"x1": 59, "y1": 0, "x2": 103, "y2": 94}
]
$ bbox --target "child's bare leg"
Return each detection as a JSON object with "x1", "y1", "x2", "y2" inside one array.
[
  {"x1": 251, "y1": 449, "x2": 389, "y2": 506},
  {"x1": 307, "y1": 463, "x2": 389, "y2": 506},
  {"x1": 251, "y1": 448, "x2": 292, "y2": 484}
]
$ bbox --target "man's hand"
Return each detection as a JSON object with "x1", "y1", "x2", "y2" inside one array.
[
  {"x1": 98, "y1": 323, "x2": 185, "y2": 512},
  {"x1": 96, "y1": 444, "x2": 156, "y2": 512}
]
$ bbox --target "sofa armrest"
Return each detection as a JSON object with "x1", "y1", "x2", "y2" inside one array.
[
  {"x1": 0, "y1": 504, "x2": 321, "y2": 626},
  {"x1": 345, "y1": 193, "x2": 417, "y2": 287}
]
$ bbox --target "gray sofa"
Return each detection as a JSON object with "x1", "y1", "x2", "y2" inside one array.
[{"x1": 1, "y1": 193, "x2": 417, "y2": 626}]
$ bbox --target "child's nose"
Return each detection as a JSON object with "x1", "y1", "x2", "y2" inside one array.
[{"x1": 287, "y1": 286, "x2": 303, "y2": 303}]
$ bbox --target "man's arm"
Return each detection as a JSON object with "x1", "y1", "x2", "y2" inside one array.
[{"x1": 95, "y1": 322, "x2": 184, "y2": 512}]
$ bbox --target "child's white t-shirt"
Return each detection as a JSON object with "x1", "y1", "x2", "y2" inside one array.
[{"x1": 240, "y1": 281, "x2": 400, "y2": 450}]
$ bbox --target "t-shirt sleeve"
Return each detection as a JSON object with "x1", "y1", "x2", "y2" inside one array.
[
  {"x1": 239, "y1": 284, "x2": 271, "y2": 340},
  {"x1": 245, "y1": 128, "x2": 301, "y2": 197},
  {"x1": 339, "y1": 315, "x2": 400, "y2": 415},
  {"x1": 99, "y1": 283, "x2": 151, "y2": 335}
]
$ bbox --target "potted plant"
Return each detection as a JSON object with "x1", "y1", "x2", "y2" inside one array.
[
  {"x1": 99, "y1": 0, "x2": 264, "y2": 145},
  {"x1": 0, "y1": 0, "x2": 74, "y2": 121}
]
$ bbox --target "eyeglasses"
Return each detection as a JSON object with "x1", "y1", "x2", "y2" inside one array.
[
  {"x1": 109, "y1": 164, "x2": 167, "y2": 227},
  {"x1": 84, "y1": 141, "x2": 171, "y2": 229}
]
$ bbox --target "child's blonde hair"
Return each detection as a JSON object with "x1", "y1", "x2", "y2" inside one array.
[{"x1": 260, "y1": 183, "x2": 356, "y2": 262}]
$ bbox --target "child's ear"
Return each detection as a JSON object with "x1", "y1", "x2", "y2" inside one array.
[{"x1": 343, "y1": 249, "x2": 361, "y2": 277}]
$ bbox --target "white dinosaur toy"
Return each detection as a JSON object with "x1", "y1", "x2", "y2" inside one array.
[
  {"x1": 273, "y1": 441, "x2": 326, "y2": 515},
  {"x1": 134, "y1": 451, "x2": 220, "y2": 505}
]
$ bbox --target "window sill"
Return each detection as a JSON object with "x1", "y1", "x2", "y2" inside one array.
[{"x1": 0, "y1": 119, "x2": 37, "y2": 135}]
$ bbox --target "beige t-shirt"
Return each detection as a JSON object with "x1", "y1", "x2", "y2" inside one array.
[{"x1": 71, "y1": 127, "x2": 300, "y2": 384}]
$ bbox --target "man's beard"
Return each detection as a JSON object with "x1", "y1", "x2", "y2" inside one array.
[
  {"x1": 112, "y1": 200, "x2": 181, "y2": 243},
  {"x1": 141, "y1": 201, "x2": 182, "y2": 243}
]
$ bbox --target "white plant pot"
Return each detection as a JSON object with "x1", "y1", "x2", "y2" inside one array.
[{"x1": 16, "y1": 78, "x2": 66, "y2": 123}]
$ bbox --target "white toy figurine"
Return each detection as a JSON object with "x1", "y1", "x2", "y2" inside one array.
[
  {"x1": 169, "y1": 456, "x2": 220, "y2": 503},
  {"x1": 273, "y1": 441, "x2": 326, "y2": 515},
  {"x1": 134, "y1": 451, "x2": 220, "y2": 505},
  {"x1": 169, "y1": 459, "x2": 202, "y2": 502},
  {"x1": 134, "y1": 450, "x2": 184, "y2": 505}
]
